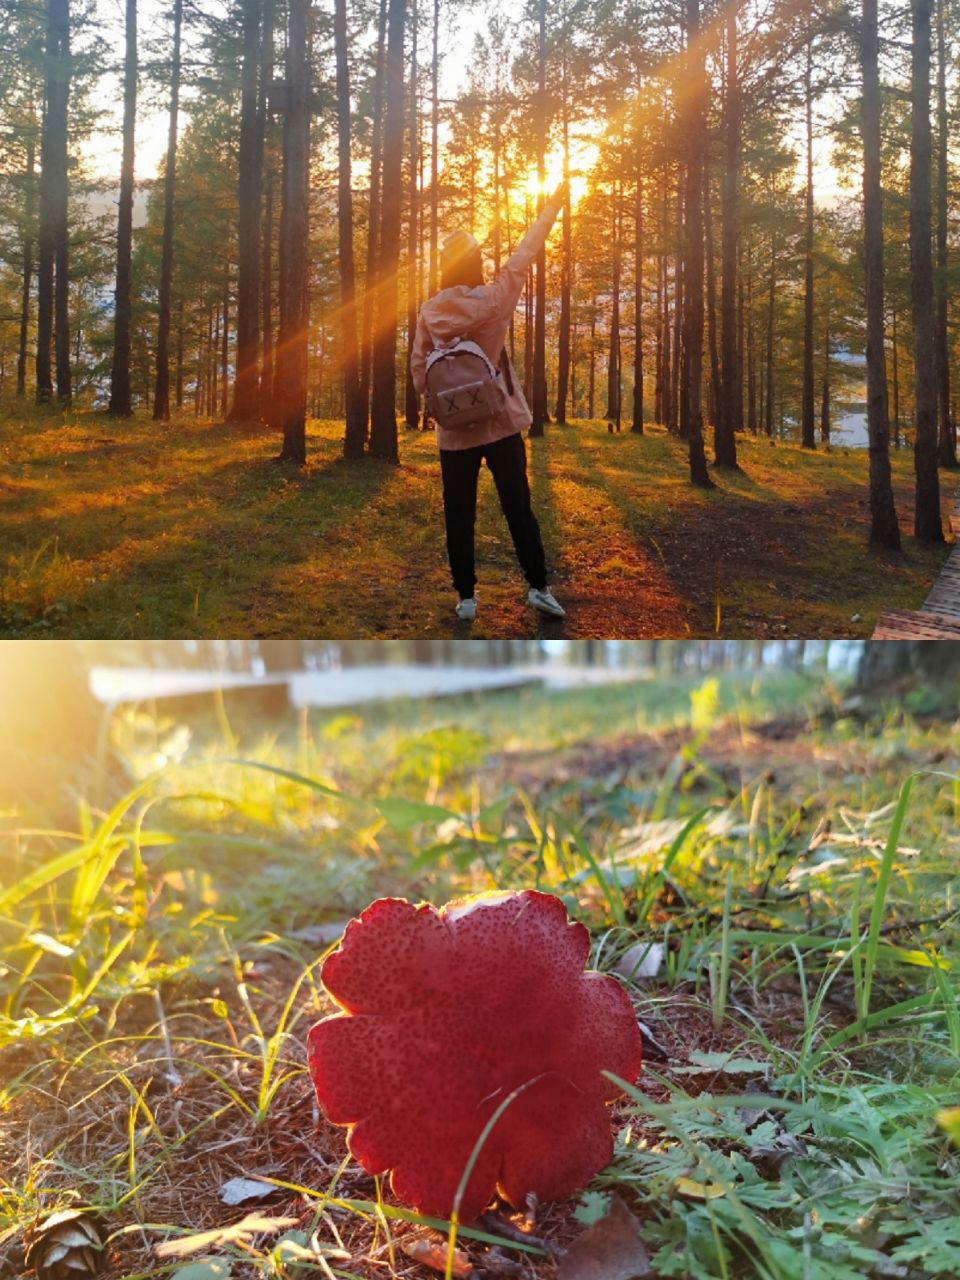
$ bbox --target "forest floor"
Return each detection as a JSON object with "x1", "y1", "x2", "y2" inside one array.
[
  {"x1": 1, "y1": 670, "x2": 959, "y2": 1280},
  {"x1": 0, "y1": 409, "x2": 953, "y2": 639}
]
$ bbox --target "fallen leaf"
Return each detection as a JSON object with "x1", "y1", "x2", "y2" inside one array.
[
  {"x1": 400, "y1": 1232, "x2": 473, "y2": 1276},
  {"x1": 218, "y1": 1176, "x2": 279, "y2": 1205},
  {"x1": 615, "y1": 942, "x2": 665, "y2": 983},
  {"x1": 155, "y1": 1214, "x2": 299, "y2": 1259},
  {"x1": 672, "y1": 1177, "x2": 732, "y2": 1201},
  {"x1": 557, "y1": 1195, "x2": 649, "y2": 1280}
]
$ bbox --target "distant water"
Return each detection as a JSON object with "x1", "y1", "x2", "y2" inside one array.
[{"x1": 831, "y1": 409, "x2": 870, "y2": 448}]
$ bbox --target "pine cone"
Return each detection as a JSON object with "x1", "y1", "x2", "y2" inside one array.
[{"x1": 23, "y1": 1210, "x2": 104, "y2": 1280}]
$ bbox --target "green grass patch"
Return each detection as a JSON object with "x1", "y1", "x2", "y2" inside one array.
[
  {"x1": 1, "y1": 674, "x2": 959, "y2": 1278},
  {"x1": 0, "y1": 410, "x2": 951, "y2": 637}
]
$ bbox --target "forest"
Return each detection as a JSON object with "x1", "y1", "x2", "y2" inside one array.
[{"x1": 1, "y1": 0, "x2": 959, "y2": 576}]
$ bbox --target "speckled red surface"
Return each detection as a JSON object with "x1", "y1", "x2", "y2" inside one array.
[{"x1": 307, "y1": 891, "x2": 642, "y2": 1221}]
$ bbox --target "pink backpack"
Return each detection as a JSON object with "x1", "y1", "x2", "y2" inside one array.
[{"x1": 424, "y1": 337, "x2": 508, "y2": 430}]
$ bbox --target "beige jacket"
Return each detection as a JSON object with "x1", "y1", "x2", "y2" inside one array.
[{"x1": 411, "y1": 191, "x2": 564, "y2": 451}]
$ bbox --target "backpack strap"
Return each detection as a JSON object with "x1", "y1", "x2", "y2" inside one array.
[{"x1": 499, "y1": 349, "x2": 514, "y2": 397}]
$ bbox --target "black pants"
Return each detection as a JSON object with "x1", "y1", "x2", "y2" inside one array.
[{"x1": 439, "y1": 432, "x2": 548, "y2": 598}]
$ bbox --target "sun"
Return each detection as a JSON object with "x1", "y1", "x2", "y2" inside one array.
[{"x1": 523, "y1": 143, "x2": 597, "y2": 208}]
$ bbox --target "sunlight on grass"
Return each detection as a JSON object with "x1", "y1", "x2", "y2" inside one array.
[
  {"x1": 1, "y1": 674, "x2": 958, "y2": 1277},
  {"x1": 0, "y1": 411, "x2": 952, "y2": 638}
]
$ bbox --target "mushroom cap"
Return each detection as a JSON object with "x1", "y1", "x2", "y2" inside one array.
[{"x1": 306, "y1": 890, "x2": 642, "y2": 1221}]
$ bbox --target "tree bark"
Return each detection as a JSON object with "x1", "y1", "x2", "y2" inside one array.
[
  {"x1": 631, "y1": 139, "x2": 644, "y2": 434},
  {"x1": 153, "y1": 0, "x2": 183, "y2": 421},
  {"x1": 337, "y1": 0, "x2": 365, "y2": 458},
  {"x1": 360, "y1": 0, "x2": 387, "y2": 440},
  {"x1": 228, "y1": 0, "x2": 263, "y2": 424},
  {"x1": 606, "y1": 182, "x2": 621, "y2": 427},
  {"x1": 717, "y1": 0, "x2": 739, "y2": 465},
  {"x1": 554, "y1": 59, "x2": 572, "y2": 424},
  {"x1": 801, "y1": 38, "x2": 816, "y2": 449},
  {"x1": 681, "y1": 0, "x2": 712, "y2": 487},
  {"x1": 404, "y1": 0, "x2": 420, "y2": 431},
  {"x1": 857, "y1": 639, "x2": 960, "y2": 694},
  {"x1": 861, "y1": 0, "x2": 901, "y2": 546},
  {"x1": 36, "y1": 0, "x2": 71, "y2": 405},
  {"x1": 911, "y1": 0, "x2": 943, "y2": 542},
  {"x1": 107, "y1": 0, "x2": 137, "y2": 417},
  {"x1": 934, "y1": 0, "x2": 956, "y2": 467},
  {"x1": 428, "y1": 0, "x2": 440, "y2": 296},
  {"x1": 17, "y1": 128, "x2": 36, "y2": 398},
  {"x1": 529, "y1": 0, "x2": 549, "y2": 436},
  {"x1": 258, "y1": 0, "x2": 276, "y2": 418},
  {"x1": 273, "y1": 0, "x2": 310, "y2": 463},
  {"x1": 368, "y1": 0, "x2": 406, "y2": 462}
]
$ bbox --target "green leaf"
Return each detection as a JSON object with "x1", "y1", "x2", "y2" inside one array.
[
  {"x1": 374, "y1": 796, "x2": 461, "y2": 829},
  {"x1": 170, "y1": 1260, "x2": 232, "y2": 1280},
  {"x1": 574, "y1": 1189, "x2": 612, "y2": 1226}
]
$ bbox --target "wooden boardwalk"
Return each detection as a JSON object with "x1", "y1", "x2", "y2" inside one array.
[{"x1": 872, "y1": 499, "x2": 960, "y2": 639}]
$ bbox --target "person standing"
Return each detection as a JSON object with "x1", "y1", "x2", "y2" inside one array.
[{"x1": 411, "y1": 184, "x2": 566, "y2": 621}]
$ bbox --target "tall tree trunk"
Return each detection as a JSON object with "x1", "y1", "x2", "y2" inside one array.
[
  {"x1": 368, "y1": 0, "x2": 406, "y2": 462},
  {"x1": 891, "y1": 306, "x2": 901, "y2": 448},
  {"x1": 764, "y1": 228, "x2": 775, "y2": 436},
  {"x1": 631, "y1": 139, "x2": 643, "y2": 434},
  {"x1": 801, "y1": 39, "x2": 816, "y2": 448},
  {"x1": 108, "y1": 0, "x2": 136, "y2": 417},
  {"x1": 606, "y1": 183, "x2": 621, "y2": 426},
  {"x1": 717, "y1": 0, "x2": 739, "y2": 465},
  {"x1": 820, "y1": 316, "x2": 830, "y2": 443},
  {"x1": 228, "y1": 0, "x2": 263, "y2": 424},
  {"x1": 861, "y1": 0, "x2": 901, "y2": 546},
  {"x1": 554, "y1": 61, "x2": 572, "y2": 423},
  {"x1": 529, "y1": 0, "x2": 548, "y2": 436},
  {"x1": 36, "y1": 0, "x2": 71, "y2": 405},
  {"x1": 704, "y1": 165, "x2": 721, "y2": 436},
  {"x1": 258, "y1": 0, "x2": 275, "y2": 417},
  {"x1": 360, "y1": 0, "x2": 387, "y2": 439},
  {"x1": 428, "y1": 0, "x2": 440, "y2": 296},
  {"x1": 588, "y1": 297, "x2": 596, "y2": 418},
  {"x1": 935, "y1": 0, "x2": 956, "y2": 467},
  {"x1": 17, "y1": 129, "x2": 36, "y2": 398},
  {"x1": 404, "y1": 0, "x2": 420, "y2": 431},
  {"x1": 911, "y1": 0, "x2": 944, "y2": 541},
  {"x1": 274, "y1": 0, "x2": 310, "y2": 463},
  {"x1": 175, "y1": 298, "x2": 184, "y2": 409},
  {"x1": 221, "y1": 281, "x2": 229, "y2": 416},
  {"x1": 336, "y1": 0, "x2": 365, "y2": 458},
  {"x1": 153, "y1": 0, "x2": 183, "y2": 421},
  {"x1": 681, "y1": 0, "x2": 712, "y2": 486},
  {"x1": 746, "y1": 241, "x2": 757, "y2": 433}
]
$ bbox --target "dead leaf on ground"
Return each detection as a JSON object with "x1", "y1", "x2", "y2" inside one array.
[
  {"x1": 557, "y1": 1195, "x2": 650, "y2": 1280},
  {"x1": 399, "y1": 1231, "x2": 473, "y2": 1276},
  {"x1": 154, "y1": 1214, "x2": 299, "y2": 1260},
  {"x1": 218, "y1": 1176, "x2": 281, "y2": 1205}
]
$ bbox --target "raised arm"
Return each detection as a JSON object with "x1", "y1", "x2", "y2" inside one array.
[{"x1": 487, "y1": 185, "x2": 565, "y2": 322}]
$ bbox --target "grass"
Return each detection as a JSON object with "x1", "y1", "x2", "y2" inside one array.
[
  {"x1": 0, "y1": 408, "x2": 954, "y2": 638},
  {"x1": 1, "y1": 669, "x2": 959, "y2": 1279}
]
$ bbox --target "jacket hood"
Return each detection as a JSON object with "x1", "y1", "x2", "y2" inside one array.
[{"x1": 419, "y1": 286, "x2": 488, "y2": 342}]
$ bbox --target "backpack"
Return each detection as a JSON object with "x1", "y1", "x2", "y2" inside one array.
[{"x1": 424, "y1": 337, "x2": 508, "y2": 430}]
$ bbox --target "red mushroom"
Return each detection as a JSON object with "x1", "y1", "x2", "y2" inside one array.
[{"x1": 306, "y1": 890, "x2": 642, "y2": 1222}]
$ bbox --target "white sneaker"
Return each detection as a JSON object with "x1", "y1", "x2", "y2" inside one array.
[
  {"x1": 456, "y1": 596, "x2": 477, "y2": 621},
  {"x1": 528, "y1": 588, "x2": 565, "y2": 618}
]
